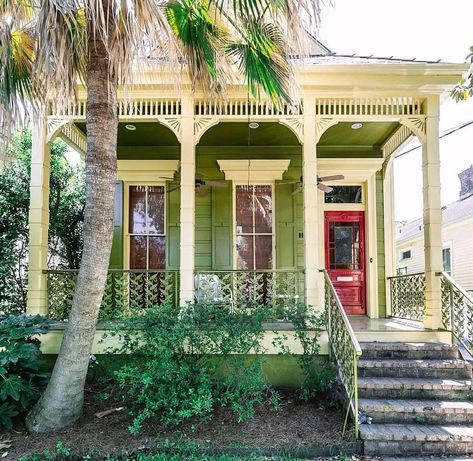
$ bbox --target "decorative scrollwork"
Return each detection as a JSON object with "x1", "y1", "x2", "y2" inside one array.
[
  {"x1": 322, "y1": 270, "x2": 361, "y2": 437},
  {"x1": 388, "y1": 272, "x2": 425, "y2": 321},
  {"x1": 158, "y1": 117, "x2": 182, "y2": 142},
  {"x1": 278, "y1": 117, "x2": 303, "y2": 144},
  {"x1": 45, "y1": 269, "x2": 179, "y2": 321},
  {"x1": 441, "y1": 273, "x2": 473, "y2": 352},
  {"x1": 315, "y1": 117, "x2": 339, "y2": 142},
  {"x1": 194, "y1": 117, "x2": 219, "y2": 144},
  {"x1": 194, "y1": 270, "x2": 304, "y2": 319}
]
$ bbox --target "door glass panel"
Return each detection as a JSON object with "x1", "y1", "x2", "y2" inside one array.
[
  {"x1": 129, "y1": 186, "x2": 146, "y2": 234},
  {"x1": 147, "y1": 186, "x2": 165, "y2": 234},
  {"x1": 329, "y1": 221, "x2": 361, "y2": 270},
  {"x1": 236, "y1": 186, "x2": 253, "y2": 233},
  {"x1": 335, "y1": 226, "x2": 353, "y2": 267},
  {"x1": 130, "y1": 235, "x2": 147, "y2": 269},
  {"x1": 255, "y1": 235, "x2": 272, "y2": 269},
  {"x1": 254, "y1": 186, "x2": 272, "y2": 233},
  {"x1": 236, "y1": 235, "x2": 254, "y2": 269}
]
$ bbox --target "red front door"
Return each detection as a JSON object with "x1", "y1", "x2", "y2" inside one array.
[{"x1": 324, "y1": 211, "x2": 366, "y2": 315}]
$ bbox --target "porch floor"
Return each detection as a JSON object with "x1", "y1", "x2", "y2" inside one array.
[{"x1": 348, "y1": 316, "x2": 452, "y2": 343}]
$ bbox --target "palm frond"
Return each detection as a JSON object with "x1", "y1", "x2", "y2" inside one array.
[
  {"x1": 0, "y1": 22, "x2": 35, "y2": 141},
  {"x1": 166, "y1": 0, "x2": 229, "y2": 92},
  {"x1": 34, "y1": 0, "x2": 87, "y2": 114},
  {"x1": 226, "y1": 19, "x2": 291, "y2": 105}
]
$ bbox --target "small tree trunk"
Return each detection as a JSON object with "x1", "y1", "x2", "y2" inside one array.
[{"x1": 26, "y1": 2, "x2": 118, "y2": 432}]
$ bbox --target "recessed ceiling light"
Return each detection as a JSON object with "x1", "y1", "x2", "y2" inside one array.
[
  {"x1": 249, "y1": 122, "x2": 259, "y2": 129},
  {"x1": 351, "y1": 123, "x2": 363, "y2": 130},
  {"x1": 125, "y1": 124, "x2": 136, "y2": 131}
]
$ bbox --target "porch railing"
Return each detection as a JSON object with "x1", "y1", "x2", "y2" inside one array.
[
  {"x1": 441, "y1": 272, "x2": 473, "y2": 352},
  {"x1": 321, "y1": 269, "x2": 362, "y2": 438},
  {"x1": 44, "y1": 269, "x2": 179, "y2": 321},
  {"x1": 387, "y1": 272, "x2": 425, "y2": 321},
  {"x1": 194, "y1": 270, "x2": 304, "y2": 317}
]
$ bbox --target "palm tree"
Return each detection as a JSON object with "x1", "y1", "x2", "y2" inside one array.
[{"x1": 0, "y1": 0, "x2": 320, "y2": 432}]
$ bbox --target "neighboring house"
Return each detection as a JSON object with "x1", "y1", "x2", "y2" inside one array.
[{"x1": 397, "y1": 165, "x2": 473, "y2": 294}]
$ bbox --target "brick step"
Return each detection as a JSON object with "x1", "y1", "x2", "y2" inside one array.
[
  {"x1": 361, "y1": 424, "x2": 473, "y2": 456},
  {"x1": 360, "y1": 342, "x2": 459, "y2": 360},
  {"x1": 359, "y1": 398, "x2": 473, "y2": 424},
  {"x1": 358, "y1": 359, "x2": 472, "y2": 379},
  {"x1": 358, "y1": 377, "x2": 473, "y2": 400}
]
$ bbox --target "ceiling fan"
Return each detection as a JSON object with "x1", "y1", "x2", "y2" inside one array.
[
  {"x1": 279, "y1": 174, "x2": 345, "y2": 196},
  {"x1": 160, "y1": 172, "x2": 228, "y2": 196}
]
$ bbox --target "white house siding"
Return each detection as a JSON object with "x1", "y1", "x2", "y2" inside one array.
[{"x1": 397, "y1": 218, "x2": 473, "y2": 293}]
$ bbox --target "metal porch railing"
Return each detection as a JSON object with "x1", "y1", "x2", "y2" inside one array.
[
  {"x1": 321, "y1": 269, "x2": 362, "y2": 438},
  {"x1": 44, "y1": 269, "x2": 179, "y2": 321}
]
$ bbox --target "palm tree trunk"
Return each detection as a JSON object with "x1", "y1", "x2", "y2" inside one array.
[{"x1": 26, "y1": 1, "x2": 118, "y2": 432}]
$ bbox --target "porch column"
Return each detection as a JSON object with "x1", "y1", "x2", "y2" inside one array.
[
  {"x1": 179, "y1": 95, "x2": 196, "y2": 305},
  {"x1": 302, "y1": 95, "x2": 320, "y2": 309},
  {"x1": 26, "y1": 115, "x2": 51, "y2": 315},
  {"x1": 422, "y1": 96, "x2": 443, "y2": 329}
]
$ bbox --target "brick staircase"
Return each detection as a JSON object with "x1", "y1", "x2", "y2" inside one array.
[{"x1": 358, "y1": 342, "x2": 473, "y2": 457}]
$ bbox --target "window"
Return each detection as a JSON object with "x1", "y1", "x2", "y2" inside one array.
[
  {"x1": 325, "y1": 186, "x2": 362, "y2": 204},
  {"x1": 235, "y1": 185, "x2": 273, "y2": 270},
  {"x1": 400, "y1": 249, "x2": 411, "y2": 261},
  {"x1": 128, "y1": 185, "x2": 166, "y2": 269},
  {"x1": 443, "y1": 246, "x2": 452, "y2": 276},
  {"x1": 397, "y1": 267, "x2": 408, "y2": 276}
]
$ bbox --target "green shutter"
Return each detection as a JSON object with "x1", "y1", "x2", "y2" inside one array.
[
  {"x1": 276, "y1": 182, "x2": 296, "y2": 269},
  {"x1": 109, "y1": 181, "x2": 124, "y2": 269},
  {"x1": 212, "y1": 184, "x2": 232, "y2": 269},
  {"x1": 167, "y1": 183, "x2": 181, "y2": 269}
]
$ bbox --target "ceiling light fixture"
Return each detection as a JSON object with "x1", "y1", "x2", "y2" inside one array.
[
  {"x1": 249, "y1": 122, "x2": 259, "y2": 129},
  {"x1": 351, "y1": 122, "x2": 363, "y2": 130},
  {"x1": 125, "y1": 124, "x2": 136, "y2": 131}
]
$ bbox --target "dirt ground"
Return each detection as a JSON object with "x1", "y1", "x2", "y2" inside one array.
[{"x1": 3, "y1": 385, "x2": 353, "y2": 460}]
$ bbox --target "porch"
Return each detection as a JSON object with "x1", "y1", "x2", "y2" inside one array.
[{"x1": 29, "y1": 94, "x2": 450, "y2": 327}]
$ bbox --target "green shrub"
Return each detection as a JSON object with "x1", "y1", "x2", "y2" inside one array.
[
  {"x1": 106, "y1": 302, "x2": 277, "y2": 433},
  {"x1": 0, "y1": 314, "x2": 51, "y2": 429}
]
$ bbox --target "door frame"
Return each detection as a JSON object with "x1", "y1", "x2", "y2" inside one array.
[
  {"x1": 324, "y1": 210, "x2": 366, "y2": 315},
  {"x1": 317, "y1": 158, "x2": 381, "y2": 318}
]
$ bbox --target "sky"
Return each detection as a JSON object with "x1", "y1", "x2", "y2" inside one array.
[{"x1": 317, "y1": 0, "x2": 473, "y2": 222}]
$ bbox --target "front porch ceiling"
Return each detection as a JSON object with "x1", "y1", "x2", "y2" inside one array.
[
  {"x1": 75, "y1": 120, "x2": 400, "y2": 154},
  {"x1": 76, "y1": 122, "x2": 180, "y2": 147},
  {"x1": 198, "y1": 122, "x2": 300, "y2": 146}
]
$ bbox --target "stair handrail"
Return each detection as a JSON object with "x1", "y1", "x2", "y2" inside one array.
[
  {"x1": 441, "y1": 271, "x2": 473, "y2": 352},
  {"x1": 320, "y1": 269, "x2": 362, "y2": 438}
]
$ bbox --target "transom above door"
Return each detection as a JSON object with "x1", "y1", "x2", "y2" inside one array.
[{"x1": 324, "y1": 210, "x2": 366, "y2": 315}]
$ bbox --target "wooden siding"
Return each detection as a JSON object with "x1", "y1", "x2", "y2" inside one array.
[{"x1": 397, "y1": 218, "x2": 473, "y2": 293}]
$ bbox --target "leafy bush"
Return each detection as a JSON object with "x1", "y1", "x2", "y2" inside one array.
[
  {"x1": 104, "y1": 302, "x2": 331, "y2": 433},
  {"x1": 0, "y1": 314, "x2": 51, "y2": 429},
  {"x1": 282, "y1": 306, "x2": 335, "y2": 401},
  {"x1": 106, "y1": 302, "x2": 277, "y2": 433}
]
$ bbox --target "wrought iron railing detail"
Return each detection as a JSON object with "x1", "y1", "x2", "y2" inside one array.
[
  {"x1": 45, "y1": 269, "x2": 179, "y2": 321},
  {"x1": 441, "y1": 272, "x2": 473, "y2": 352},
  {"x1": 321, "y1": 270, "x2": 362, "y2": 437},
  {"x1": 387, "y1": 272, "x2": 425, "y2": 321},
  {"x1": 194, "y1": 270, "x2": 304, "y2": 317}
]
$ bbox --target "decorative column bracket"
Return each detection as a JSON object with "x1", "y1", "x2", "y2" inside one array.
[
  {"x1": 47, "y1": 117, "x2": 87, "y2": 157},
  {"x1": 157, "y1": 117, "x2": 182, "y2": 143},
  {"x1": 278, "y1": 117, "x2": 304, "y2": 144},
  {"x1": 194, "y1": 117, "x2": 219, "y2": 145}
]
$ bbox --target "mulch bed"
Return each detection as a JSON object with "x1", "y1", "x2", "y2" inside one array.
[{"x1": 4, "y1": 384, "x2": 354, "y2": 460}]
